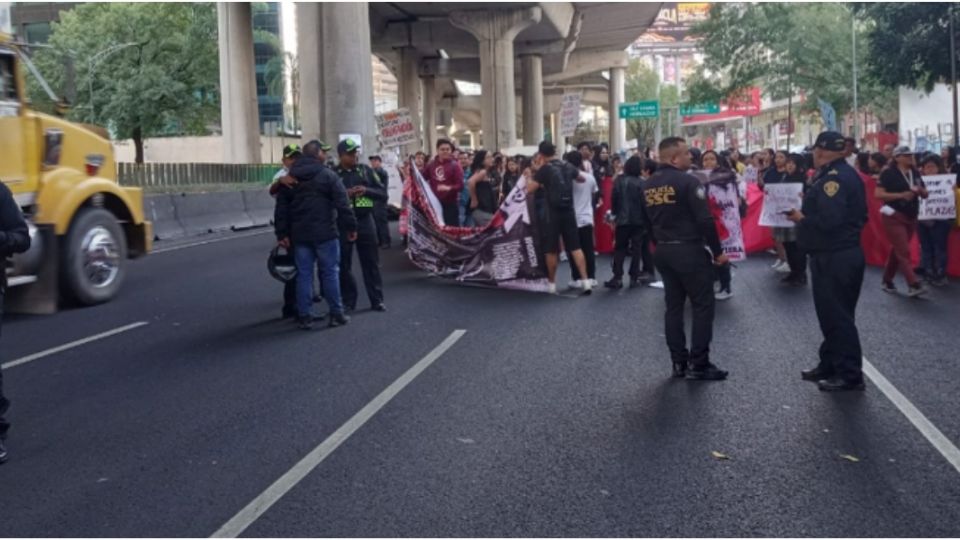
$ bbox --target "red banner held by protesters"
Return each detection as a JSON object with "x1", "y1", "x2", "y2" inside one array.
[{"x1": 405, "y1": 160, "x2": 552, "y2": 292}]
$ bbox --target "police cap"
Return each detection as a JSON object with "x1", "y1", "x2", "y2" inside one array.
[{"x1": 813, "y1": 131, "x2": 846, "y2": 152}]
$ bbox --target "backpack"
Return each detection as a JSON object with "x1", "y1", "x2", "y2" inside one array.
[{"x1": 547, "y1": 159, "x2": 576, "y2": 210}]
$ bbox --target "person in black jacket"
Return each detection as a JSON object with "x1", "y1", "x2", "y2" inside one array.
[
  {"x1": 368, "y1": 155, "x2": 392, "y2": 249},
  {"x1": 1, "y1": 181, "x2": 31, "y2": 464},
  {"x1": 642, "y1": 137, "x2": 729, "y2": 381},
  {"x1": 606, "y1": 155, "x2": 651, "y2": 289},
  {"x1": 336, "y1": 138, "x2": 388, "y2": 312},
  {"x1": 276, "y1": 140, "x2": 357, "y2": 330}
]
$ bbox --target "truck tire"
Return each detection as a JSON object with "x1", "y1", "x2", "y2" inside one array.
[{"x1": 60, "y1": 208, "x2": 128, "y2": 305}]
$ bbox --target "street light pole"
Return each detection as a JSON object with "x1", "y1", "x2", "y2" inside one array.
[
  {"x1": 851, "y1": 16, "x2": 859, "y2": 141},
  {"x1": 951, "y1": 6, "x2": 958, "y2": 149}
]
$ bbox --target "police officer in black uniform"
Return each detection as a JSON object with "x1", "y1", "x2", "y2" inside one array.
[
  {"x1": 786, "y1": 131, "x2": 868, "y2": 392},
  {"x1": 642, "y1": 137, "x2": 729, "y2": 380},
  {"x1": 335, "y1": 138, "x2": 387, "y2": 312},
  {"x1": 368, "y1": 155, "x2": 392, "y2": 249}
]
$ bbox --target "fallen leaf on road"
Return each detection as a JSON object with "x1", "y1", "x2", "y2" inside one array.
[
  {"x1": 711, "y1": 451, "x2": 730, "y2": 460},
  {"x1": 840, "y1": 454, "x2": 860, "y2": 462}
]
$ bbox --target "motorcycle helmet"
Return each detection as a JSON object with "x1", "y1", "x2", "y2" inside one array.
[{"x1": 267, "y1": 246, "x2": 298, "y2": 282}]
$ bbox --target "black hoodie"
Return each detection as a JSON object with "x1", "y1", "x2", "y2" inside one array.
[
  {"x1": 275, "y1": 156, "x2": 357, "y2": 245},
  {"x1": 1, "y1": 182, "x2": 31, "y2": 291}
]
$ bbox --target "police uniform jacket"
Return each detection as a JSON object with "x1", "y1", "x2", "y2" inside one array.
[
  {"x1": 641, "y1": 164, "x2": 722, "y2": 256},
  {"x1": 796, "y1": 158, "x2": 867, "y2": 254},
  {"x1": 276, "y1": 156, "x2": 358, "y2": 245},
  {"x1": 336, "y1": 164, "x2": 388, "y2": 225}
]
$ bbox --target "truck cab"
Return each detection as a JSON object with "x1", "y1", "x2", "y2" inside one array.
[{"x1": 1, "y1": 24, "x2": 151, "y2": 314}]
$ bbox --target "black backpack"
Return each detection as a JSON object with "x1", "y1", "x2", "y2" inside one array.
[{"x1": 547, "y1": 159, "x2": 576, "y2": 210}]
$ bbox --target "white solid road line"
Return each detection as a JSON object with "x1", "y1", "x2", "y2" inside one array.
[
  {"x1": 211, "y1": 329, "x2": 468, "y2": 539},
  {"x1": 151, "y1": 229, "x2": 272, "y2": 254},
  {"x1": 864, "y1": 357, "x2": 960, "y2": 475},
  {"x1": 1, "y1": 321, "x2": 150, "y2": 371}
]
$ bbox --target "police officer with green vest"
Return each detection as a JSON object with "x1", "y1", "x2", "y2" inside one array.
[{"x1": 336, "y1": 138, "x2": 387, "y2": 312}]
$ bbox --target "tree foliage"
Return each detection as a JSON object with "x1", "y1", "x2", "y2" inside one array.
[
  {"x1": 857, "y1": 3, "x2": 956, "y2": 93},
  {"x1": 29, "y1": 3, "x2": 219, "y2": 162},
  {"x1": 624, "y1": 58, "x2": 678, "y2": 150},
  {"x1": 685, "y1": 2, "x2": 894, "y2": 119}
]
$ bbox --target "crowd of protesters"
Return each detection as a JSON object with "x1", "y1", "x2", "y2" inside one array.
[{"x1": 396, "y1": 135, "x2": 956, "y2": 298}]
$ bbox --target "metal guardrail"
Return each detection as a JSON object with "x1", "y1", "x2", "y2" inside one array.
[{"x1": 117, "y1": 163, "x2": 277, "y2": 188}]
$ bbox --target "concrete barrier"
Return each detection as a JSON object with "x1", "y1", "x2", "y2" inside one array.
[
  {"x1": 242, "y1": 189, "x2": 276, "y2": 227},
  {"x1": 173, "y1": 191, "x2": 254, "y2": 236},
  {"x1": 144, "y1": 194, "x2": 187, "y2": 241}
]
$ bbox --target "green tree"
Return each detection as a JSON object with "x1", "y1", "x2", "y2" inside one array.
[
  {"x1": 685, "y1": 2, "x2": 895, "y2": 121},
  {"x1": 30, "y1": 3, "x2": 219, "y2": 163},
  {"x1": 624, "y1": 58, "x2": 679, "y2": 150},
  {"x1": 857, "y1": 3, "x2": 956, "y2": 93}
]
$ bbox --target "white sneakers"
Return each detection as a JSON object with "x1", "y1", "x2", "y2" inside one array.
[
  {"x1": 569, "y1": 280, "x2": 582, "y2": 289},
  {"x1": 715, "y1": 289, "x2": 733, "y2": 300},
  {"x1": 548, "y1": 282, "x2": 557, "y2": 294},
  {"x1": 772, "y1": 260, "x2": 791, "y2": 273}
]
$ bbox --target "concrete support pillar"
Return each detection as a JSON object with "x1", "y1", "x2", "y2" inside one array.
[
  {"x1": 320, "y1": 2, "x2": 376, "y2": 153},
  {"x1": 217, "y1": 2, "x2": 260, "y2": 163},
  {"x1": 550, "y1": 112, "x2": 561, "y2": 148},
  {"x1": 451, "y1": 7, "x2": 541, "y2": 151},
  {"x1": 608, "y1": 66, "x2": 626, "y2": 154},
  {"x1": 296, "y1": 2, "x2": 322, "y2": 140},
  {"x1": 422, "y1": 76, "x2": 438, "y2": 153},
  {"x1": 469, "y1": 130, "x2": 480, "y2": 150},
  {"x1": 520, "y1": 54, "x2": 544, "y2": 145},
  {"x1": 398, "y1": 46, "x2": 423, "y2": 154}
]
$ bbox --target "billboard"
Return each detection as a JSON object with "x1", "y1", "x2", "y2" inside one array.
[{"x1": 630, "y1": 2, "x2": 710, "y2": 54}]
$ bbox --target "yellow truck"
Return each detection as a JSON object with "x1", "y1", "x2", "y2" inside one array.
[{"x1": 1, "y1": 27, "x2": 151, "y2": 314}]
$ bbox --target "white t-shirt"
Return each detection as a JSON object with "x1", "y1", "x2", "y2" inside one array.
[
  {"x1": 272, "y1": 167, "x2": 288, "y2": 182},
  {"x1": 573, "y1": 170, "x2": 599, "y2": 228}
]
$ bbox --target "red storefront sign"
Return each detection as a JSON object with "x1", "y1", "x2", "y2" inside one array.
[{"x1": 682, "y1": 87, "x2": 762, "y2": 124}]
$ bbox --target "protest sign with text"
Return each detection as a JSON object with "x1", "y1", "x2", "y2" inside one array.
[
  {"x1": 759, "y1": 183, "x2": 804, "y2": 228},
  {"x1": 375, "y1": 108, "x2": 418, "y2": 148},
  {"x1": 919, "y1": 174, "x2": 958, "y2": 221},
  {"x1": 559, "y1": 93, "x2": 582, "y2": 138},
  {"x1": 707, "y1": 182, "x2": 746, "y2": 261}
]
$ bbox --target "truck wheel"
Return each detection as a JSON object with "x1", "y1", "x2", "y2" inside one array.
[{"x1": 61, "y1": 208, "x2": 127, "y2": 305}]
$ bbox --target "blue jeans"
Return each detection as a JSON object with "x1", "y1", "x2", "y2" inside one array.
[
  {"x1": 918, "y1": 220, "x2": 952, "y2": 279},
  {"x1": 295, "y1": 239, "x2": 343, "y2": 317}
]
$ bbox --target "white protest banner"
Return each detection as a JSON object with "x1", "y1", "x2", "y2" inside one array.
[
  {"x1": 759, "y1": 183, "x2": 804, "y2": 228},
  {"x1": 381, "y1": 150, "x2": 404, "y2": 208},
  {"x1": 559, "y1": 93, "x2": 582, "y2": 138},
  {"x1": 919, "y1": 174, "x2": 957, "y2": 221},
  {"x1": 707, "y1": 182, "x2": 746, "y2": 261},
  {"x1": 375, "y1": 108, "x2": 418, "y2": 148}
]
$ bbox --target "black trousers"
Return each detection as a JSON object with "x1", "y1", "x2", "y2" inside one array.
[
  {"x1": 340, "y1": 215, "x2": 384, "y2": 310},
  {"x1": 784, "y1": 241, "x2": 807, "y2": 280},
  {"x1": 0, "y1": 291, "x2": 9, "y2": 440},
  {"x1": 654, "y1": 244, "x2": 716, "y2": 367},
  {"x1": 374, "y1": 202, "x2": 391, "y2": 247},
  {"x1": 810, "y1": 246, "x2": 865, "y2": 383},
  {"x1": 441, "y1": 202, "x2": 460, "y2": 227},
  {"x1": 611, "y1": 225, "x2": 647, "y2": 280},
  {"x1": 715, "y1": 264, "x2": 731, "y2": 291},
  {"x1": 568, "y1": 225, "x2": 596, "y2": 281}
]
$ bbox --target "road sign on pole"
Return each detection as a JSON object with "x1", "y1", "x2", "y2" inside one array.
[
  {"x1": 618, "y1": 101, "x2": 660, "y2": 119},
  {"x1": 679, "y1": 102, "x2": 720, "y2": 116}
]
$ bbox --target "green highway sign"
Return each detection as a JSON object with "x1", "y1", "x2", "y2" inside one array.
[
  {"x1": 618, "y1": 101, "x2": 660, "y2": 119},
  {"x1": 680, "y1": 102, "x2": 721, "y2": 115}
]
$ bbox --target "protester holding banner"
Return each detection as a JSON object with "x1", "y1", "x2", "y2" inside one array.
[
  {"x1": 701, "y1": 150, "x2": 743, "y2": 299},
  {"x1": 917, "y1": 154, "x2": 954, "y2": 287},
  {"x1": 876, "y1": 146, "x2": 929, "y2": 297},
  {"x1": 422, "y1": 139, "x2": 464, "y2": 227},
  {"x1": 781, "y1": 154, "x2": 810, "y2": 286},
  {"x1": 761, "y1": 151, "x2": 792, "y2": 274},
  {"x1": 467, "y1": 150, "x2": 498, "y2": 227},
  {"x1": 500, "y1": 158, "x2": 521, "y2": 204}
]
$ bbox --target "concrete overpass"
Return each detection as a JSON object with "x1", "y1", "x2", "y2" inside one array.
[{"x1": 217, "y1": 2, "x2": 661, "y2": 163}]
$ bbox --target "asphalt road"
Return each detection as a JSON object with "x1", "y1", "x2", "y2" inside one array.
[{"x1": 1, "y1": 226, "x2": 959, "y2": 537}]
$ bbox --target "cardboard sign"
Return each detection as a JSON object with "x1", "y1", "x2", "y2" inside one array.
[
  {"x1": 919, "y1": 174, "x2": 958, "y2": 221},
  {"x1": 375, "y1": 108, "x2": 418, "y2": 148},
  {"x1": 559, "y1": 93, "x2": 582, "y2": 138},
  {"x1": 759, "y1": 183, "x2": 804, "y2": 228}
]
